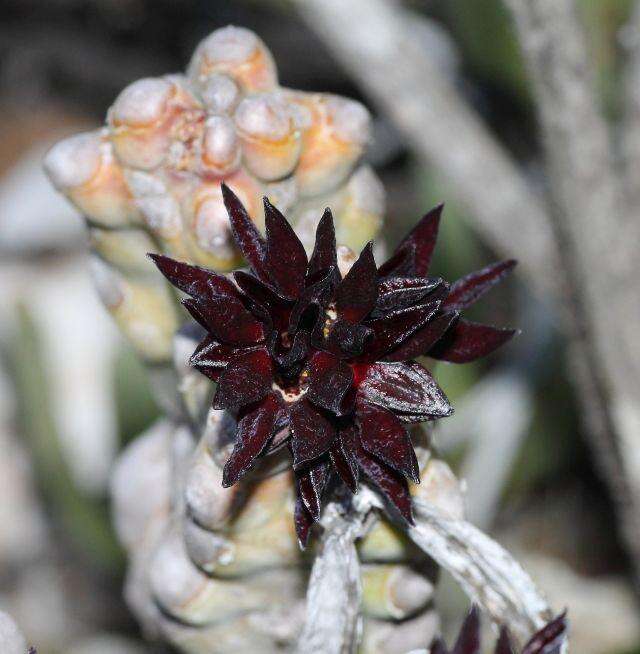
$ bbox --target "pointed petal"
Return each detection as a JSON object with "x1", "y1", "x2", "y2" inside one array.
[
  {"x1": 308, "y1": 208, "x2": 338, "y2": 279},
  {"x1": 452, "y1": 605, "x2": 480, "y2": 654},
  {"x1": 234, "y1": 270, "x2": 289, "y2": 310},
  {"x1": 378, "y1": 244, "x2": 416, "y2": 278},
  {"x1": 355, "y1": 441, "x2": 414, "y2": 524},
  {"x1": 429, "y1": 320, "x2": 517, "y2": 363},
  {"x1": 294, "y1": 496, "x2": 315, "y2": 549},
  {"x1": 383, "y1": 311, "x2": 459, "y2": 362},
  {"x1": 182, "y1": 295, "x2": 265, "y2": 345},
  {"x1": 264, "y1": 197, "x2": 308, "y2": 298},
  {"x1": 306, "y1": 351, "x2": 354, "y2": 415},
  {"x1": 149, "y1": 253, "x2": 238, "y2": 301},
  {"x1": 359, "y1": 362, "x2": 452, "y2": 419},
  {"x1": 182, "y1": 297, "x2": 211, "y2": 330},
  {"x1": 190, "y1": 335, "x2": 237, "y2": 370},
  {"x1": 336, "y1": 242, "x2": 378, "y2": 323},
  {"x1": 444, "y1": 260, "x2": 516, "y2": 311},
  {"x1": 289, "y1": 399, "x2": 336, "y2": 468},
  {"x1": 222, "y1": 393, "x2": 283, "y2": 486},
  {"x1": 430, "y1": 637, "x2": 450, "y2": 654},
  {"x1": 522, "y1": 613, "x2": 567, "y2": 654},
  {"x1": 221, "y1": 183, "x2": 271, "y2": 282},
  {"x1": 212, "y1": 348, "x2": 273, "y2": 410},
  {"x1": 329, "y1": 427, "x2": 359, "y2": 493},
  {"x1": 296, "y1": 460, "x2": 329, "y2": 520},
  {"x1": 389, "y1": 204, "x2": 443, "y2": 277},
  {"x1": 494, "y1": 628, "x2": 515, "y2": 654},
  {"x1": 357, "y1": 400, "x2": 420, "y2": 483},
  {"x1": 376, "y1": 276, "x2": 443, "y2": 312},
  {"x1": 365, "y1": 301, "x2": 440, "y2": 359}
]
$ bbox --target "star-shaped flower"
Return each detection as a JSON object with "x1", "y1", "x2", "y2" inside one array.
[{"x1": 151, "y1": 184, "x2": 517, "y2": 546}]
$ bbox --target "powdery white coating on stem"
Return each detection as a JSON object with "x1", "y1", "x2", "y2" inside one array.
[
  {"x1": 199, "y1": 74, "x2": 240, "y2": 114},
  {"x1": 202, "y1": 115, "x2": 240, "y2": 171},
  {"x1": 346, "y1": 166, "x2": 385, "y2": 217},
  {"x1": 0, "y1": 611, "x2": 28, "y2": 654},
  {"x1": 297, "y1": 502, "x2": 371, "y2": 654},
  {"x1": 407, "y1": 497, "x2": 567, "y2": 651},
  {"x1": 43, "y1": 131, "x2": 102, "y2": 190},
  {"x1": 111, "y1": 77, "x2": 173, "y2": 126},
  {"x1": 326, "y1": 96, "x2": 372, "y2": 145},
  {"x1": 194, "y1": 196, "x2": 237, "y2": 258},
  {"x1": 235, "y1": 94, "x2": 293, "y2": 141},
  {"x1": 196, "y1": 26, "x2": 259, "y2": 65}
]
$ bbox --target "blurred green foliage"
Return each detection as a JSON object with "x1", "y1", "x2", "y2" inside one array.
[{"x1": 11, "y1": 305, "x2": 124, "y2": 573}]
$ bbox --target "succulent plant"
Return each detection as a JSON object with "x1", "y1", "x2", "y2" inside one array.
[
  {"x1": 43, "y1": 26, "x2": 384, "y2": 366},
  {"x1": 430, "y1": 605, "x2": 567, "y2": 654},
  {"x1": 42, "y1": 24, "x2": 557, "y2": 654},
  {"x1": 151, "y1": 183, "x2": 516, "y2": 546}
]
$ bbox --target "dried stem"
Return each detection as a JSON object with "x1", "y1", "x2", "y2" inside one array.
[
  {"x1": 297, "y1": 500, "x2": 372, "y2": 654},
  {"x1": 408, "y1": 498, "x2": 566, "y2": 651},
  {"x1": 505, "y1": 0, "x2": 640, "y2": 590}
]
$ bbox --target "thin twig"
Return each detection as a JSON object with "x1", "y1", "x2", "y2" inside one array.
[
  {"x1": 297, "y1": 500, "x2": 373, "y2": 654},
  {"x1": 408, "y1": 498, "x2": 567, "y2": 651},
  {"x1": 506, "y1": 0, "x2": 640, "y2": 590}
]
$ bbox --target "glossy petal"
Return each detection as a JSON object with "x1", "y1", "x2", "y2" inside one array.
[
  {"x1": 377, "y1": 244, "x2": 416, "y2": 278},
  {"x1": 429, "y1": 320, "x2": 516, "y2": 363},
  {"x1": 274, "y1": 330, "x2": 310, "y2": 369},
  {"x1": 221, "y1": 183, "x2": 271, "y2": 283},
  {"x1": 190, "y1": 335, "x2": 237, "y2": 372},
  {"x1": 325, "y1": 319, "x2": 373, "y2": 358},
  {"x1": 289, "y1": 399, "x2": 336, "y2": 468},
  {"x1": 306, "y1": 351, "x2": 354, "y2": 415},
  {"x1": 264, "y1": 197, "x2": 308, "y2": 298},
  {"x1": 376, "y1": 276, "x2": 443, "y2": 312},
  {"x1": 308, "y1": 208, "x2": 338, "y2": 280},
  {"x1": 452, "y1": 605, "x2": 480, "y2": 654},
  {"x1": 149, "y1": 253, "x2": 239, "y2": 301},
  {"x1": 182, "y1": 295, "x2": 265, "y2": 345},
  {"x1": 296, "y1": 459, "x2": 329, "y2": 520},
  {"x1": 222, "y1": 393, "x2": 283, "y2": 487},
  {"x1": 522, "y1": 613, "x2": 567, "y2": 654},
  {"x1": 329, "y1": 427, "x2": 359, "y2": 492},
  {"x1": 383, "y1": 311, "x2": 459, "y2": 362},
  {"x1": 212, "y1": 348, "x2": 273, "y2": 410},
  {"x1": 294, "y1": 496, "x2": 315, "y2": 550},
  {"x1": 355, "y1": 441, "x2": 414, "y2": 524},
  {"x1": 388, "y1": 204, "x2": 443, "y2": 277},
  {"x1": 365, "y1": 302, "x2": 440, "y2": 359},
  {"x1": 357, "y1": 400, "x2": 419, "y2": 483},
  {"x1": 359, "y1": 362, "x2": 452, "y2": 419},
  {"x1": 444, "y1": 260, "x2": 516, "y2": 311},
  {"x1": 336, "y1": 242, "x2": 378, "y2": 323},
  {"x1": 494, "y1": 628, "x2": 515, "y2": 654}
]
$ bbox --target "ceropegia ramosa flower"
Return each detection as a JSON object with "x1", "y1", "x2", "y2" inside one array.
[
  {"x1": 151, "y1": 183, "x2": 517, "y2": 547},
  {"x1": 430, "y1": 605, "x2": 567, "y2": 654}
]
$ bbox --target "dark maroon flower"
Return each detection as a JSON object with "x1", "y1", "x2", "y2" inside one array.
[
  {"x1": 430, "y1": 605, "x2": 567, "y2": 654},
  {"x1": 150, "y1": 184, "x2": 517, "y2": 547}
]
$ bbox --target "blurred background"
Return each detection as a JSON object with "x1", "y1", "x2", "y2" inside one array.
[{"x1": 1, "y1": 1, "x2": 639, "y2": 652}]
